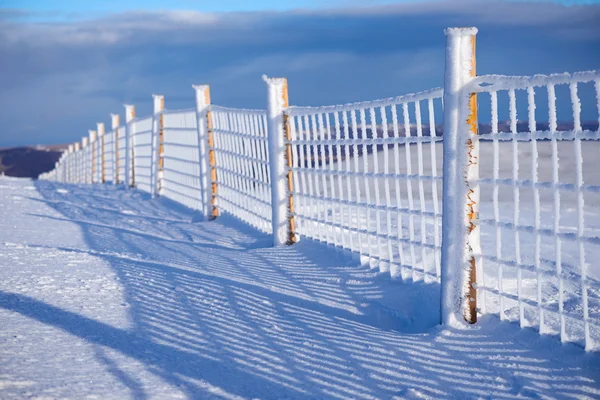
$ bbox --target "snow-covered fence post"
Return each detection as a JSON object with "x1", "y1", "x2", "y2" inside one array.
[
  {"x1": 96, "y1": 122, "x2": 105, "y2": 183},
  {"x1": 124, "y1": 104, "x2": 136, "y2": 188},
  {"x1": 152, "y1": 94, "x2": 165, "y2": 197},
  {"x1": 193, "y1": 85, "x2": 217, "y2": 220},
  {"x1": 440, "y1": 27, "x2": 480, "y2": 325},
  {"x1": 111, "y1": 114, "x2": 120, "y2": 185},
  {"x1": 264, "y1": 75, "x2": 296, "y2": 246}
]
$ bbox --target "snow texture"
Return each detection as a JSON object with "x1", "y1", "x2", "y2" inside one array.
[{"x1": 2, "y1": 176, "x2": 599, "y2": 399}]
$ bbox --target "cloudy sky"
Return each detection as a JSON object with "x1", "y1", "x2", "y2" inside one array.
[{"x1": 0, "y1": 0, "x2": 598, "y2": 147}]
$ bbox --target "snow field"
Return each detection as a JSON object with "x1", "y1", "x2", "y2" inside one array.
[{"x1": 1, "y1": 176, "x2": 599, "y2": 399}]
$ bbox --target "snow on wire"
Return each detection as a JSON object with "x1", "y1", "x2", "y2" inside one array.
[
  {"x1": 39, "y1": 37, "x2": 600, "y2": 353},
  {"x1": 472, "y1": 70, "x2": 600, "y2": 351},
  {"x1": 211, "y1": 106, "x2": 272, "y2": 233},
  {"x1": 285, "y1": 92, "x2": 444, "y2": 283}
]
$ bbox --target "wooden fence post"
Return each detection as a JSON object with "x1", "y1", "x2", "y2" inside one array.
[
  {"x1": 152, "y1": 94, "x2": 165, "y2": 197},
  {"x1": 193, "y1": 85, "x2": 218, "y2": 220},
  {"x1": 111, "y1": 114, "x2": 120, "y2": 185},
  {"x1": 440, "y1": 27, "x2": 480, "y2": 325},
  {"x1": 124, "y1": 104, "x2": 136, "y2": 188},
  {"x1": 264, "y1": 75, "x2": 296, "y2": 246}
]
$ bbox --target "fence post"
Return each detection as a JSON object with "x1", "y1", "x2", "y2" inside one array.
[
  {"x1": 263, "y1": 75, "x2": 296, "y2": 247},
  {"x1": 95, "y1": 123, "x2": 104, "y2": 183},
  {"x1": 193, "y1": 85, "x2": 218, "y2": 220},
  {"x1": 111, "y1": 114, "x2": 120, "y2": 185},
  {"x1": 152, "y1": 94, "x2": 165, "y2": 197},
  {"x1": 124, "y1": 104, "x2": 136, "y2": 188},
  {"x1": 440, "y1": 27, "x2": 480, "y2": 325}
]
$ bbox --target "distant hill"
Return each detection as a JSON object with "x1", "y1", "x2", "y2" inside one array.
[{"x1": 0, "y1": 145, "x2": 67, "y2": 179}]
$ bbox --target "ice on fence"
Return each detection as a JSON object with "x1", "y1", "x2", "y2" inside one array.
[
  {"x1": 161, "y1": 110, "x2": 205, "y2": 212},
  {"x1": 288, "y1": 96, "x2": 444, "y2": 284},
  {"x1": 40, "y1": 67, "x2": 600, "y2": 351},
  {"x1": 211, "y1": 108, "x2": 272, "y2": 233}
]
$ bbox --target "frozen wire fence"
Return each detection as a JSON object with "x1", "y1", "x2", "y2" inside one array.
[
  {"x1": 103, "y1": 129, "x2": 116, "y2": 183},
  {"x1": 162, "y1": 108, "x2": 205, "y2": 213},
  {"x1": 211, "y1": 106, "x2": 272, "y2": 233},
  {"x1": 116, "y1": 126, "x2": 128, "y2": 185},
  {"x1": 285, "y1": 88, "x2": 444, "y2": 282},
  {"x1": 131, "y1": 116, "x2": 154, "y2": 194},
  {"x1": 469, "y1": 71, "x2": 600, "y2": 350},
  {"x1": 37, "y1": 28, "x2": 600, "y2": 352}
]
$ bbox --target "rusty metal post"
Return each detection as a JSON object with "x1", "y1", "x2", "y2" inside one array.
[
  {"x1": 282, "y1": 83, "x2": 297, "y2": 245},
  {"x1": 193, "y1": 85, "x2": 218, "y2": 219},
  {"x1": 465, "y1": 34, "x2": 480, "y2": 324},
  {"x1": 440, "y1": 27, "x2": 480, "y2": 325},
  {"x1": 264, "y1": 76, "x2": 296, "y2": 246},
  {"x1": 124, "y1": 104, "x2": 136, "y2": 188},
  {"x1": 152, "y1": 94, "x2": 165, "y2": 196},
  {"x1": 97, "y1": 123, "x2": 105, "y2": 183}
]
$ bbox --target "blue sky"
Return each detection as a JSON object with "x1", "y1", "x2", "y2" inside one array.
[
  {"x1": 3, "y1": 0, "x2": 597, "y2": 16},
  {"x1": 2, "y1": 0, "x2": 411, "y2": 16},
  {"x1": 0, "y1": 0, "x2": 599, "y2": 147}
]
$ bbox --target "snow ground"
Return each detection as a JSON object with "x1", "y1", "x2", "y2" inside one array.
[{"x1": 1, "y1": 176, "x2": 599, "y2": 399}]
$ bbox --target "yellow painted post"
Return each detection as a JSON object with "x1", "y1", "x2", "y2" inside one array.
[
  {"x1": 465, "y1": 34, "x2": 479, "y2": 324},
  {"x1": 203, "y1": 88, "x2": 219, "y2": 219},
  {"x1": 281, "y1": 81, "x2": 297, "y2": 245},
  {"x1": 153, "y1": 95, "x2": 165, "y2": 196},
  {"x1": 124, "y1": 105, "x2": 136, "y2": 188},
  {"x1": 111, "y1": 114, "x2": 120, "y2": 184}
]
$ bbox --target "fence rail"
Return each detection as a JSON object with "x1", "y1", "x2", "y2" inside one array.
[{"x1": 39, "y1": 27, "x2": 600, "y2": 352}]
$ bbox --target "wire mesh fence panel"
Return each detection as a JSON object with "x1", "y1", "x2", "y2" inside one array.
[
  {"x1": 211, "y1": 106, "x2": 272, "y2": 233},
  {"x1": 162, "y1": 109, "x2": 205, "y2": 213},
  {"x1": 103, "y1": 129, "x2": 115, "y2": 183},
  {"x1": 117, "y1": 129, "x2": 127, "y2": 185},
  {"x1": 286, "y1": 89, "x2": 444, "y2": 282},
  {"x1": 469, "y1": 71, "x2": 600, "y2": 350},
  {"x1": 132, "y1": 116, "x2": 154, "y2": 194}
]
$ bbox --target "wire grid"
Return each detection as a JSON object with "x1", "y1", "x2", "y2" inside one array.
[
  {"x1": 116, "y1": 128, "x2": 128, "y2": 185},
  {"x1": 469, "y1": 71, "x2": 600, "y2": 350},
  {"x1": 285, "y1": 89, "x2": 444, "y2": 282},
  {"x1": 131, "y1": 116, "x2": 154, "y2": 194},
  {"x1": 84, "y1": 145, "x2": 92, "y2": 184},
  {"x1": 102, "y1": 129, "x2": 115, "y2": 183},
  {"x1": 211, "y1": 106, "x2": 272, "y2": 233},
  {"x1": 162, "y1": 109, "x2": 205, "y2": 213}
]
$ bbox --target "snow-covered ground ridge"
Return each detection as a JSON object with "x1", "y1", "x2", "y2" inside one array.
[{"x1": 2, "y1": 176, "x2": 600, "y2": 399}]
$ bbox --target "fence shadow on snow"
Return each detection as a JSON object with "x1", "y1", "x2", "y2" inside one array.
[{"x1": 0, "y1": 179, "x2": 592, "y2": 399}]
